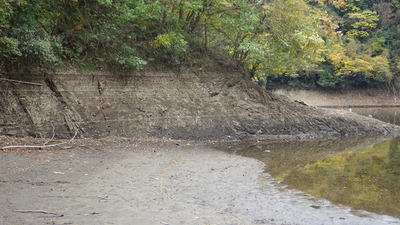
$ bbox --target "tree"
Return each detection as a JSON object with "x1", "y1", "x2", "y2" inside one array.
[
  {"x1": 1, "y1": 0, "x2": 397, "y2": 89},
  {"x1": 327, "y1": 38, "x2": 392, "y2": 81}
]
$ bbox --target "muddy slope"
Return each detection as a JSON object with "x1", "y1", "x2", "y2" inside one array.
[{"x1": 0, "y1": 69, "x2": 398, "y2": 139}]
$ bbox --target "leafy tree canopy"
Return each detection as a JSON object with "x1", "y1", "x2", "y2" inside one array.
[{"x1": 0, "y1": 0, "x2": 399, "y2": 88}]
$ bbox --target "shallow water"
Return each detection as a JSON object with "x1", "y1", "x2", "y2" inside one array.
[
  {"x1": 352, "y1": 107, "x2": 400, "y2": 125},
  {"x1": 4, "y1": 139, "x2": 397, "y2": 225},
  {"x1": 218, "y1": 134, "x2": 400, "y2": 219}
]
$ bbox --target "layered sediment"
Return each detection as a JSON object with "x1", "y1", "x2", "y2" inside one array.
[{"x1": 0, "y1": 69, "x2": 398, "y2": 140}]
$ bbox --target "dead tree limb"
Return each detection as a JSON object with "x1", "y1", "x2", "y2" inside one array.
[
  {"x1": 43, "y1": 124, "x2": 56, "y2": 146},
  {"x1": 13, "y1": 210, "x2": 59, "y2": 215},
  {"x1": 0, "y1": 78, "x2": 44, "y2": 86},
  {"x1": 0, "y1": 132, "x2": 77, "y2": 151}
]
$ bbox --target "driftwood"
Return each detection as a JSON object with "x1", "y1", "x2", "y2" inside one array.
[
  {"x1": 0, "y1": 78, "x2": 44, "y2": 86},
  {"x1": 0, "y1": 132, "x2": 77, "y2": 150},
  {"x1": 13, "y1": 210, "x2": 60, "y2": 215}
]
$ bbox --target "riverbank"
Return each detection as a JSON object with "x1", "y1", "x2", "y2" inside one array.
[
  {"x1": 273, "y1": 87, "x2": 400, "y2": 108},
  {"x1": 1, "y1": 69, "x2": 399, "y2": 140},
  {"x1": 1, "y1": 136, "x2": 399, "y2": 225}
]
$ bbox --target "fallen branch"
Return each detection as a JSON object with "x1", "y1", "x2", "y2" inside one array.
[
  {"x1": 0, "y1": 132, "x2": 77, "y2": 150},
  {"x1": 0, "y1": 78, "x2": 44, "y2": 86},
  {"x1": 43, "y1": 124, "x2": 56, "y2": 146},
  {"x1": 13, "y1": 210, "x2": 59, "y2": 215}
]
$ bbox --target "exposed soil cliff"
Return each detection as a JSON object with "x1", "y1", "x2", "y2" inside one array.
[{"x1": 0, "y1": 68, "x2": 398, "y2": 140}]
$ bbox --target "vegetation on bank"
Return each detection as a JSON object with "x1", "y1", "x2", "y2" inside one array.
[{"x1": 0, "y1": 0, "x2": 399, "y2": 89}]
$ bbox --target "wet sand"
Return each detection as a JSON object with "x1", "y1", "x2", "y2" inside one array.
[{"x1": 1, "y1": 137, "x2": 399, "y2": 225}]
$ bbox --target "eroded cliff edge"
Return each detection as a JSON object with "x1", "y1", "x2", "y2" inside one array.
[{"x1": 1, "y1": 69, "x2": 398, "y2": 140}]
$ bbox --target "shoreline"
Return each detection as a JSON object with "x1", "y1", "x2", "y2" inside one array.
[
  {"x1": 1, "y1": 137, "x2": 399, "y2": 225},
  {"x1": 273, "y1": 88, "x2": 400, "y2": 108},
  {"x1": 319, "y1": 105, "x2": 400, "y2": 108}
]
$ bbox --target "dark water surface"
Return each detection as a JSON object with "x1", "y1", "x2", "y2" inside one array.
[{"x1": 217, "y1": 135, "x2": 400, "y2": 218}]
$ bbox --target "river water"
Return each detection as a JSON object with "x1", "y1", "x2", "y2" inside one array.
[
  {"x1": 219, "y1": 108, "x2": 400, "y2": 220},
  {"x1": 352, "y1": 107, "x2": 400, "y2": 126}
]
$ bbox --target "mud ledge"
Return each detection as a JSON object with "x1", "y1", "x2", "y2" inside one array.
[
  {"x1": 273, "y1": 88, "x2": 400, "y2": 108},
  {"x1": 1, "y1": 69, "x2": 399, "y2": 140}
]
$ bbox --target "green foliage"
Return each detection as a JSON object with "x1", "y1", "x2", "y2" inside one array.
[
  {"x1": 11, "y1": 26, "x2": 61, "y2": 66},
  {"x1": 198, "y1": 0, "x2": 327, "y2": 77},
  {"x1": 0, "y1": 0, "x2": 398, "y2": 89},
  {"x1": 0, "y1": 37, "x2": 21, "y2": 59},
  {"x1": 316, "y1": 66, "x2": 345, "y2": 87},
  {"x1": 151, "y1": 31, "x2": 188, "y2": 65},
  {"x1": 116, "y1": 44, "x2": 147, "y2": 70},
  {"x1": 270, "y1": 0, "x2": 399, "y2": 89},
  {"x1": 0, "y1": 1, "x2": 13, "y2": 29},
  {"x1": 347, "y1": 10, "x2": 379, "y2": 37},
  {"x1": 367, "y1": 36, "x2": 386, "y2": 53},
  {"x1": 327, "y1": 39, "x2": 392, "y2": 80},
  {"x1": 0, "y1": 0, "x2": 328, "y2": 72}
]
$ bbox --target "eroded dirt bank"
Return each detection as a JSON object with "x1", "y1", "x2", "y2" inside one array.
[
  {"x1": 1, "y1": 136, "x2": 399, "y2": 225},
  {"x1": 273, "y1": 88, "x2": 400, "y2": 108},
  {"x1": 1, "y1": 69, "x2": 398, "y2": 140}
]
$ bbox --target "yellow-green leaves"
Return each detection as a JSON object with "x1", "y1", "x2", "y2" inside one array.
[
  {"x1": 347, "y1": 10, "x2": 379, "y2": 37},
  {"x1": 151, "y1": 31, "x2": 188, "y2": 53},
  {"x1": 327, "y1": 38, "x2": 392, "y2": 81},
  {"x1": 252, "y1": 0, "x2": 326, "y2": 76}
]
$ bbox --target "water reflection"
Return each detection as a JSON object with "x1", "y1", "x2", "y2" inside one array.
[
  {"x1": 280, "y1": 136, "x2": 400, "y2": 218},
  {"x1": 216, "y1": 135, "x2": 400, "y2": 218}
]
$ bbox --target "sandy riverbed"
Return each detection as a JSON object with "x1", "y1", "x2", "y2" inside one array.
[{"x1": 1, "y1": 136, "x2": 399, "y2": 225}]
